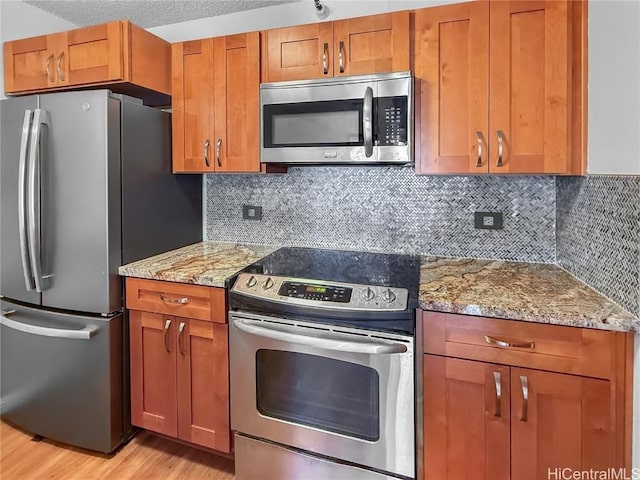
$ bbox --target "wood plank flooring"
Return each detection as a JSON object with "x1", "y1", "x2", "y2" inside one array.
[{"x1": 0, "y1": 421, "x2": 235, "y2": 479}]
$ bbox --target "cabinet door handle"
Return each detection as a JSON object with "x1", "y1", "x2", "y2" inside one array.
[
  {"x1": 322, "y1": 42, "x2": 329, "y2": 75},
  {"x1": 178, "y1": 322, "x2": 186, "y2": 355},
  {"x1": 484, "y1": 335, "x2": 534, "y2": 349},
  {"x1": 163, "y1": 319, "x2": 172, "y2": 352},
  {"x1": 204, "y1": 139, "x2": 211, "y2": 167},
  {"x1": 56, "y1": 52, "x2": 65, "y2": 81},
  {"x1": 520, "y1": 375, "x2": 529, "y2": 422},
  {"x1": 476, "y1": 131, "x2": 483, "y2": 167},
  {"x1": 496, "y1": 130, "x2": 504, "y2": 167},
  {"x1": 45, "y1": 54, "x2": 54, "y2": 82},
  {"x1": 216, "y1": 138, "x2": 222, "y2": 167},
  {"x1": 338, "y1": 41, "x2": 345, "y2": 73},
  {"x1": 160, "y1": 294, "x2": 189, "y2": 305},
  {"x1": 493, "y1": 371, "x2": 502, "y2": 417}
]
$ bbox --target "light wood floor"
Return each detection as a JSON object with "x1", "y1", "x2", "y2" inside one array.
[{"x1": 0, "y1": 421, "x2": 235, "y2": 479}]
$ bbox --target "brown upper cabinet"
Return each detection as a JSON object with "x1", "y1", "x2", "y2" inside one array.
[
  {"x1": 172, "y1": 32, "x2": 284, "y2": 174},
  {"x1": 3, "y1": 21, "x2": 171, "y2": 105},
  {"x1": 414, "y1": 0, "x2": 587, "y2": 175},
  {"x1": 263, "y1": 11, "x2": 410, "y2": 82}
]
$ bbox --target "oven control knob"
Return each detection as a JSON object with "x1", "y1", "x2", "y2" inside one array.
[
  {"x1": 245, "y1": 275, "x2": 257, "y2": 288},
  {"x1": 381, "y1": 288, "x2": 397, "y2": 303},
  {"x1": 361, "y1": 287, "x2": 375, "y2": 301},
  {"x1": 262, "y1": 277, "x2": 275, "y2": 290}
]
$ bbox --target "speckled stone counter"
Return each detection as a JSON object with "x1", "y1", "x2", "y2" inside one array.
[
  {"x1": 419, "y1": 257, "x2": 640, "y2": 332},
  {"x1": 118, "y1": 242, "x2": 278, "y2": 288}
]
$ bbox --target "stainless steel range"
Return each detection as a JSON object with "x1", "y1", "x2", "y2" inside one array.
[{"x1": 229, "y1": 247, "x2": 419, "y2": 480}]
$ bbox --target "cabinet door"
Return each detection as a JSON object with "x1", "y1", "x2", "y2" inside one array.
[
  {"x1": 333, "y1": 12, "x2": 409, "y2": 77},
  {"x1": 177, "y1": 319, "x2": 230, "y2": 453},
  {"x1": 424, "y1": 355, "x2": 510, "y2": 480},
  {"x1": 172, "y1": 39, "x2": 215, "y2": 173},
  {"x1": 213, "y1": 33, "x2": 260, "y2": 173},
  {"x1": 57, "y1": 21, "x2": 124, "y2": 87},
  {"x1": 129, "y1": 310, "x2": 177, "y2": 437},
  {"x1": 489, "y1": 1, "x2": 571, "y2": 174},
  {"x1": 511, "y1": 368, "x2": 615, "y2": 479},
  {"x1": 264, "y1": 23, "x2": 333, "y2": 82},
  {"x1": 3, "y1": 34, "x2": 58, "y2": 92},
  {"x1": 414, "y1": 2, "x2": 489, "y2": 174}
]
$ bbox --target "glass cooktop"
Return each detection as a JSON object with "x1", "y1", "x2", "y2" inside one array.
[{"x1": 229, "y1": 247, "x2": 420, "y2": 335}]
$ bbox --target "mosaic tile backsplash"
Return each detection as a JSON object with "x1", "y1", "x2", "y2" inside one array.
[
  {"x1": 205, "y1": 166, "x2": 556, "y2": 263},
  {"x1": 556, "y1": 175, "x2": 640, "y2": 317}
]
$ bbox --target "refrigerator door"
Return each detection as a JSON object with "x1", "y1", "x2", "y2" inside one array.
[
  {"x1": 39, "y1": 90, "x2": 122, "y2": 314},
  {"x1": 120, "y1": 99, "x2": 202, "y2": 264},
  {"x1": 0, "y1": 96, "x2": 41, "y2": 306},
  {"x1": 0, "y1": 299, "x2": 124, "y2": 453}
]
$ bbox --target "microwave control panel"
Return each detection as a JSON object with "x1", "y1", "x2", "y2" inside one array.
[{"x1": 377, "y1": 96, "x2": 408, "y2": 147}]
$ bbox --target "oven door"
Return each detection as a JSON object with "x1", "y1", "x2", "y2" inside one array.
[{"x1": 229, "y1": 311, "x2": 414, "y2": 478}]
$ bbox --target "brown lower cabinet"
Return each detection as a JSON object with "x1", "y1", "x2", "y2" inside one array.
[
  {"x1": 126, "y1": 278, "x2": 230, "y2": 454},
  {"x1": 422, "y1": 311, "x2": 633, "y2": 480}
]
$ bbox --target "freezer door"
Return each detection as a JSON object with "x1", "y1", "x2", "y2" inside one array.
[
  {"x1": 0, "y1": 300, "x2": 124, "y2": 453},
  {"x1": 39, "y1": 90, "x2": 122, "y2": 314},
  {"x1": 0, "y1": 96, "x2": 41, "y2": 305}
]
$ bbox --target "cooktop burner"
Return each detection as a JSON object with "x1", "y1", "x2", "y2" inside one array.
[{"x1": 229, "y1": 247, "x2": 420, "y2": 335}]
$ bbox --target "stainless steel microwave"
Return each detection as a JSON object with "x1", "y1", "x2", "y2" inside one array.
[{"x1": 260, "y1": 71, "x2": 413, "y2": 165}]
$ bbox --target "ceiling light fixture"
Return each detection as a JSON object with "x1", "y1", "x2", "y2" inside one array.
[{"x1": 313, "y1": 0, "x2": 330, "y2": 19}]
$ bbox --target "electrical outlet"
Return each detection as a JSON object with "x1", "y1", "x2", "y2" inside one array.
[
  {"x1": 243, "y1": 205, "x2": 262, "y2": 220},
  {"x1": 474, "y1": 211, "x2": 503, "y2": 230}
]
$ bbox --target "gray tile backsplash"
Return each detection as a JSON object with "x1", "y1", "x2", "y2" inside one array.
[
  {"x1": 557, "y1": 175, "x2": 640, "y2": 317},
  {"x1": 205, "y1": 166, "x2": 556, "y2": 263}
]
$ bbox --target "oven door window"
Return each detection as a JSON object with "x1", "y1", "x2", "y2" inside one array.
[
  {"x1": 256, "y1": 350, "x2": 380, "y2": 441},
  {"x1": 263, "y1": 100, "x2": 363, "y2": 148}
]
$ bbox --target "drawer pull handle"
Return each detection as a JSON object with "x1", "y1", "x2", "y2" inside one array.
[
  {"x1": 493, "y1": 371, "x2": 501, "y2": 417},
  {"x1": 484, "y1": 335, "x2": 534, "y2": 349},
  {"x1": 163, "y1": 319, "x2": 171, "y2": 352},
  {"x1": 520, "y1": 375, "x2": 529, "y2": 422},
  {"x1": 178, "y1": 322, "x2": 186, "y2": 355},
  {"x1": 160, "y1": 294, "x2": 189, "y2": 305}
]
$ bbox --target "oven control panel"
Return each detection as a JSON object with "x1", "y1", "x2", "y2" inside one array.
[{"x1": 232, "y1": 273, "x2": 408, "y2": 311}]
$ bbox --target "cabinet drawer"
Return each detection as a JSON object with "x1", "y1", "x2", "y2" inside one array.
[
  {"x1": 126, "y1": 278, "x2": 226, "y2": 323},
  {"x1": 422, "y1": 311, "x2": 618, "y2": 379}
]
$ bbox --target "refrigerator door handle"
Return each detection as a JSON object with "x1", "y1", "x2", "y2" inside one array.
[
  {"x1": 27, "y1": 108, "x2": 48, "y2": 293},
  {"x1": 0, "y1": 310, "x2": 98, "y2": 340},
  {"x1": 18, "y1": 109, "x2": 36, "y2": 291}
]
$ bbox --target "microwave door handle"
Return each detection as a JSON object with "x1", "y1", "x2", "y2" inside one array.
[
  {"x1": 363, "y1": 86, "x2": 374, "y2": 158},
  {"x1": 233, "y1": 318, "x2": 407, "y2": 355},
  {"x1": 18, "y1": 109, "x2": 36, "y2": 291}
]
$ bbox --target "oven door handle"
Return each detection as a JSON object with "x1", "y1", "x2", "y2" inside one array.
[{"x1": 233, "y1": 318, "x2": 408, "y2": 355}]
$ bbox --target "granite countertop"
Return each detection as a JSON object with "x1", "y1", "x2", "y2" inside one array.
[
  {"x1": 119, "y1": 242, "x2": 639, "y2": 332},
  {"x1": 118, "y1": 242, "x2": 278, "y2": 288},
  {"x1": 419, "y1": 257, "x2": 640, "y2": 332}
]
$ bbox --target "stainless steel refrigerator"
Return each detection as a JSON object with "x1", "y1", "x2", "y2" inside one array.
[{"x1": 0, "y1": 90, "x2": 202, "y2": 453}]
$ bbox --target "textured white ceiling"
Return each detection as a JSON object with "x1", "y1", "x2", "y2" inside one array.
[{"x1": 23, "y1": 0, "x2": 301, "y2": 28}]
